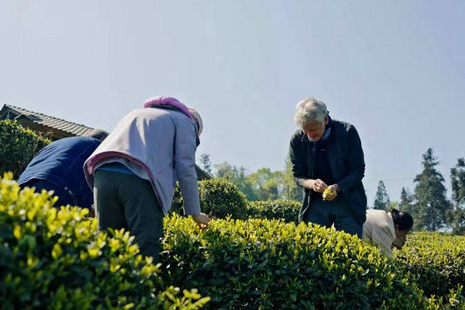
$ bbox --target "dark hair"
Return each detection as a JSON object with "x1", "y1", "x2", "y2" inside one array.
[
  {"x1": 391, "y1": 208, "x2": 413, "y2": 231},
  {"x1": 85, "y1": 129, "x2": 109, "y2": 142}
]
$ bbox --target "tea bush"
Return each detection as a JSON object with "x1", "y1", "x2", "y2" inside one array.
[
  {"x1": 0, "y1": 120, "x2": 51, "y2": 178},
  {"x1": 0, "y1": 173, "x2": 209, "y2": 310},
  {"x1": 172, "y1": 179, "x2": 301, "y2": 222},
  {"x1": 394, "y1": 232, "x2": 465, "y2": 299},
  {"x1": 161, "y1": 214, "x2": 449, "y2": 310},
  {"x1": 247, "y1": 199, "x2": 300, "y2": 223},
  {"x1": 172, "y1": 179, "x2": 248, "y2": 220}
]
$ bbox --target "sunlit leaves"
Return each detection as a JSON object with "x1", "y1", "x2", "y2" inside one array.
[{"x1": 0, "y1": 174, "x2": 207, "y2": 309}]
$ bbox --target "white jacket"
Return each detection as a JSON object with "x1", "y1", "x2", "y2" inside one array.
[{"x1": 362, "y1": 210, "x2": 396, "y2": 257}]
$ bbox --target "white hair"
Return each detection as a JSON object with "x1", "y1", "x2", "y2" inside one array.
[{"x1": 293, "y1": 97, "x2": 327, "y2": 128}]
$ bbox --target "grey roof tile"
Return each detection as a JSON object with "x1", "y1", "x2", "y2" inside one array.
[{"x1": 2, "y1": 104, "x2": 95, "y2": 136}]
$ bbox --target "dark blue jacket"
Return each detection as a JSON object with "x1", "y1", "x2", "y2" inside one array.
[
  {"x1": 289, "y1": 119, "x2": 367, "y2": 224},
  {"x1": 18, "y1": 137, "x2": 101, "y2": 209}
]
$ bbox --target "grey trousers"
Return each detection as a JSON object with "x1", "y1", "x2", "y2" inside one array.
[
  {"x1": 94, "y1": 170, "x2": 164, "y2": 262},
  {"x1": 304, "y1": 196, "x2": 363, "y2": 238}
]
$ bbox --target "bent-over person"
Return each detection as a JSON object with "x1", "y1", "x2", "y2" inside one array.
[
  {"x1": 18, "y1": 129, "x2": 108, "y2": 216},
  {"x1": 84, "y1": 96, "x2": 210, "y2": 262},
  {"x1": 363, "y1": 209, "x2": 413, "y2": 257}
]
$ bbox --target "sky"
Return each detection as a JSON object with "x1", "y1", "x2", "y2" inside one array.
[{"x1": 1, "y1": 1, "x2": 464, "y2": 206}]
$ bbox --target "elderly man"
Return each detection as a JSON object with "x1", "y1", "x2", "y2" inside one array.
[
  {"x1": 289, "y1": 97, "x2": 367, "y2": 237},
  {"x1": 84, "y1": 96, "x2": 210, "y2": 261}
]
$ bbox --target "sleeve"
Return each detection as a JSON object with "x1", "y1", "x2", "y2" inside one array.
[
  {"x1": 289, "y1": 134, "x2": 308, "y2": 187},
  {"x1": 174, "y1": 119, "x2": 201, "y2": 215},
  {"x1": 336, "y1": 125, "x2": 365, "y2": 192}
]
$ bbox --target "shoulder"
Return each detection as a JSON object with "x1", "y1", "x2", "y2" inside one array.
[
  {"x1": 366, "y1": 210, "x2": 391, "y2": 226},
  {"x1": 170, "y1": 110, "x2": 197, "y2": 134},
  {"x1": 59, "y1": 136, "x2": 101, "y2": 149},
  {"x1": 332, "y1": 119, "x2": 356, "y2": 133},
  {"x1": 331, "y1": 119, "x2": 361, "y2": 143},
  {"x1": 367, "y1": 209, "x2": 388, "y2": 218},
  {"x1": 290, "y1": 129, "x2": 305, "y2": 143},
  {"x1": 123, "y1": 108, "x2": 183, "y2": 128}
]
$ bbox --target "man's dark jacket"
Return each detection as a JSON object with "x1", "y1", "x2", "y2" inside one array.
[
  {"x1": 18, "y1": 137, "x2": 101, "y2": 209},
  {"x1": 289, "y1": 119, "x2": 367, "y2": 224}
]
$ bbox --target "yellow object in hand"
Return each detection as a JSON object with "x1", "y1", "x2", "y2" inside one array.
[{"x1": 323, "y1": 188, "x2": 337, "y2": 201}]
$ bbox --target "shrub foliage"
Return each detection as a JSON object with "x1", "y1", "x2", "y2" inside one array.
[
  {"x1": 161, "y1": 214, "x2": 449, "y2": 310},
  {"x1": 247, "y1": 199, "x2": 300, "y2": 223},
  {"x1": 394, "y1": 231, "x2": 465, "y2": 299},
  {"x1": 172, "y1": 179, "x2": 248, "y2": 220},
  {"x1": 172, "y1": 179, "x2": 301, "y2": 223},
  {"x1": 0, "y1": 120, "x2": 51, "y2": 178},
  {"x1": 0, "y1": 173, "x2": 209, "y2": 310}
]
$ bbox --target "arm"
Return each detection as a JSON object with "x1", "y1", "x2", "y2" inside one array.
[
  {"x1": 174, "y1": 119, "x2": 201, "y2": 216},
  {"x1": 289, "y1": 135, "x2": 311, "y2": 189},
  {"x1": 289, "y1": 136, "x2": 328, "y2": 193},
  {"x1": 336, "y1": 126, "x2": 365, "y2": 193}
]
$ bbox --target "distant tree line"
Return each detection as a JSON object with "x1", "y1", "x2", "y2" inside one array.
[
  {"x1": 373, "y1": 148, "x2": 465, "y2": 234},
  {"x1": 200, "y1": 147, "x2": 465, "y2": 234},
  {"x1": 198, "y1": 154, "x2": 304, "y2": 203}
]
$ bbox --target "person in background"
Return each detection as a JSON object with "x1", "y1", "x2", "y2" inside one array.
[
  {"x1": 84, "y1": 96, "x2": 210, "y2": 261},
  {"x1": 18, "y1": 129, "x2": 108, "y2": 216},
  {"x1": 363, "y1": 208, "x2": 413, "y2": 257},
  {"x1": 289, "y1": 97, "x2": 367, "y2": 237}
]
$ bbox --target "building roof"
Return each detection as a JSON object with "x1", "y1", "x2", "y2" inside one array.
[
  {"x1": 195, "y1": 166, "x2": 212, "y2": 180},
  {"x1": 0, "y1": 104, "x2": 96, "y2": 137}
]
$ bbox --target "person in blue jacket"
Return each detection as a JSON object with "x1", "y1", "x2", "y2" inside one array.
[{"x1": 18, "y1": 129, "x2": 108, "y2": 215}]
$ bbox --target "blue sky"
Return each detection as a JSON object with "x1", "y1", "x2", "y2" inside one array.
[{"x1": 1, "y1": 1, "x2": 464, "y2": 206}]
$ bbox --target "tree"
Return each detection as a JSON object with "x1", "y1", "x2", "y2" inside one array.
[
  {"x1": 411, "y1": 148, "x2": 450, "y2": 231},
  {"x1": 449, "y1": 158, "x2": 465, "y2": 234},
  {"x1": 246, "y1": 168, "x2": 284, "y2": 201},
  {"x1": 214, "y1": 161, "x2": 235, "y2": 180},
  {"x1": 281, "y1": 155, "x2": 304, "y2": 202},
  {"x1": 214, "y1": 161, "x2": 258, "y2": 201},
  {"x1": 373, "y1": 180, "x2": 390, "y2": 210},
  {"x1": 211, "y1": 156, "x2": 304, "y2": 203},
  {"x1": 198, "y1": 153, "x2": 212, "y2": 175},
  {"x1": 398, "y1": 187, "x2": 414, "y2": 214}
]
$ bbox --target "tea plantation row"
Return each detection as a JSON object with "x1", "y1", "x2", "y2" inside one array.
[{"x1": 1, "y1": 174, "x2": 465, "y2": 309}]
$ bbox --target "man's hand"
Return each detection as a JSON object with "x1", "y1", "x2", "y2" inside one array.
[
  {"x1": 323, "y1": 184, "x2": 338, "y2": 201},
  {"x1": 192, "y1": 213, "x2": 210, "y2": 229},
  {"x1": 328, "y1": 184, "x2": 339, "y2": 192},
  {"x1": 306, "y1": 179, "x2": 328, "y2": 193}
]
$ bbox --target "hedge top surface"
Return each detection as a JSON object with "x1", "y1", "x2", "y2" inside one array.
[{"x1": 162, "y1": 214, "x2": 446, "y2": 310}]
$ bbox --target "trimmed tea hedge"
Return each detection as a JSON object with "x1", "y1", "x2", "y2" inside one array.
[
  {"x1": 172, "y1": 179, "x2": 301, "y2": 223},
  {"x1": 161, "y1": 214, "x2": 452, "y2": 310},
  {"x1": 394, "y1": 232, "x2": 465, "y2": 299},
  {"x1": 0, "y1": 173, "x2": 209, "y2": 310},
  {"x1": 0, "y1": 120, "x2": 51, "y2": 178},
  {"x1": 172, "y1": 179, "x2": 248, "y2": 220},
  {"x1": 247, "y1": 199, "x2": 300, "y2": 223},
  {"x1": 3, "y1": 171, "x2": 465, "y2": 309}
]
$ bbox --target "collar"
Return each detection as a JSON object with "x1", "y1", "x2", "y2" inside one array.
[{"x1": 300, "y1": 114, "x2": 333, "y2": 143}]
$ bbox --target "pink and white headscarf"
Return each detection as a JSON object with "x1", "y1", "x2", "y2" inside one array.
[{"x1": 144, "y1": 96, "x2": 203, "y2": 136}]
